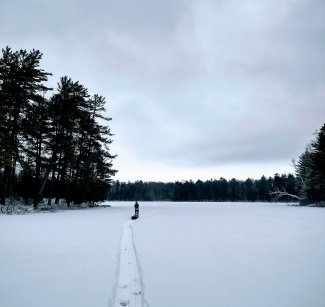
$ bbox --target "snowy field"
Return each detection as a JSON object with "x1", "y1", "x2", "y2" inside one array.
[{"x1": 0, "y1": 202, "x2": 324, "y2": 307}]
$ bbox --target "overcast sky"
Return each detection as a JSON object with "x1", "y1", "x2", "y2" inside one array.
[{"x1": 1, "y1": 0, "x2": 324, "y2": 182}]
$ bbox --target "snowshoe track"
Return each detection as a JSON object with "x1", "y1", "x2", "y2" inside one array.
[{"x1": 109, "y1": 221, "x2": 148, "y2": 307}]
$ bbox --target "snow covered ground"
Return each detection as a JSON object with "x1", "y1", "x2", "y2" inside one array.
[
  {"x1": 0, "y1": 206, "x2": 126, "y2": 307},
  {"x1": 1, "y1": 202, "x2": 324, "y2": 307}
]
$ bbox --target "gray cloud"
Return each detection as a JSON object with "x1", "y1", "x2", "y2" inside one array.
[{"x1": 1, "y1": 0, "x2": 324, "y2": 180}]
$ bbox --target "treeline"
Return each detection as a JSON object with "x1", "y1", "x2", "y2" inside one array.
[
  {"x1": 0, "y1": 46, "x2": 116, "y2": 208},
  {"x1": 108, "y1": 173, "x2": 297, "y2": 202}
]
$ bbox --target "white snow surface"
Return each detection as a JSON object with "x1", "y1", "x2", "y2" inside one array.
[
  {"x1": 1, "y1": 202, "x2": 325, "y2": 307},
  {"x1": 110, "y1": 221, "x2": 147, "y2": 307}
]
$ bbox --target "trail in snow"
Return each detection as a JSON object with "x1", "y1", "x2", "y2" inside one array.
[{"x1": 109, "y1": 221, "x2": 148, "y2": 307}]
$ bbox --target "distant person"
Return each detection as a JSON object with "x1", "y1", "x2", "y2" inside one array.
[{"x1": 134, "y1": 201, "x2": 139, "y2": 217}]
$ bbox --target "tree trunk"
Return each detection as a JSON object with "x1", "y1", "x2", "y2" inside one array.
[
  {"x1": 47, "y1": 168, "x2": 57, "y2": 207},
  {"x1": 1, "y1": 166, "x2": 10, "y2": 205}
]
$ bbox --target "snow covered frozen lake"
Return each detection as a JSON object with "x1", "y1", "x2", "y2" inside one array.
[{"x1": 0, "y1": 202, "x2": 324, "y2": 307}]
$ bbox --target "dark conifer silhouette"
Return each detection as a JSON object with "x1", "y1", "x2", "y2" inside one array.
[
  {"x1": 108, "y1": 174, "x2": 298, "y2": 202},
  {"x1": 0, "y1": 47, "x2": 51, "y2": 204},
  {"x1": 295, "y1": 124, "x2": 325, "y2": 205},
  {"x1": 0, "y1": 47, "x2": 116, "y2": 207}
]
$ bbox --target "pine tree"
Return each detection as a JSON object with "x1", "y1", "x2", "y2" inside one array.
[
  {"x1": 0, "y1": 47, "x2": 51, "y2": 204},
  {"x1": 21, "y1": 95, "x2": 51, "y2": 204},
  {"x1": 295, "y1": 124, "x2": 325, "y2": 205},
  {"x1": 45, "y1": 77, "x2": 89, "y2": 205},
  {"x1": 69, "y1": 94, "x2": 116, "y2": 204},
  {"x1": 309, "y1": 124, "x2": 325, "y2": 202}
]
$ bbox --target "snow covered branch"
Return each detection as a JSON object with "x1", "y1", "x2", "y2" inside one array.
[{"x1": 269, "y1": 187, "x2": 301, "y2": 202}]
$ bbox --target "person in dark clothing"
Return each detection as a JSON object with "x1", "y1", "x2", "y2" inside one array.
[{"x1": 134, "y1": 201, "x2": 139, "y2": 217}]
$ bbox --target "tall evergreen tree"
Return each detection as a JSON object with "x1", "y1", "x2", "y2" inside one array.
[
  {"x1": 21, "y1": 94, "x2": 51, "y2": 203},
  {"x1": 43, "y1": 77, "x2": 88, "y2": 205},
  {"x1": 0, "y1": 47, "x2": 51, "y2": 204},
  {"x1": 296, "y1": 124, "x2": 325, "y2": 205}
]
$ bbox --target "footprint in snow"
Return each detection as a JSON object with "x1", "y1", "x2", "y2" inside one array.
[{"x1": 120, "y1": 300, "x2": 129, "y2": 306}]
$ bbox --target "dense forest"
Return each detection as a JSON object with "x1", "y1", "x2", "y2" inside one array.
[
  {"x1": 0, "y1": 47, "x2": 116, "y2": 208},
  {"x1": 108, "y1": 173, "x2": 297, "y2": 202}
]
